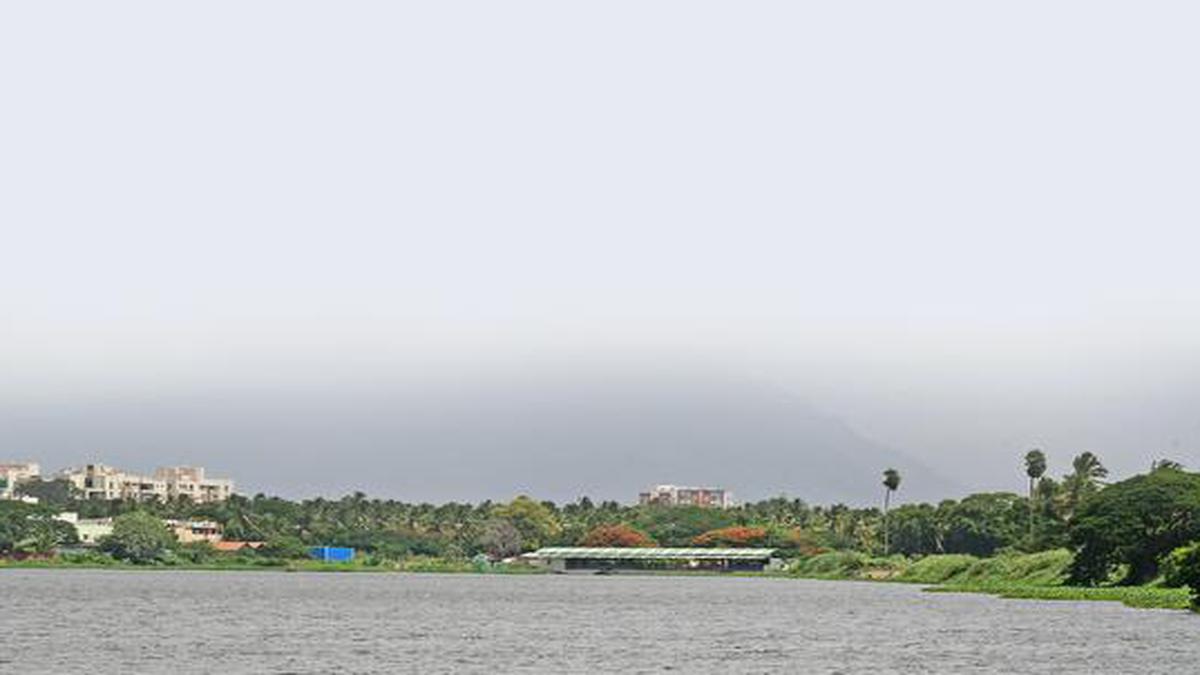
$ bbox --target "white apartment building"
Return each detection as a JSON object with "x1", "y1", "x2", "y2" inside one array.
[
  {"x1": 54, "y1": 513, "x2": 224, "y2": 546},
  {"x1": 62, "y1": 464, "x2": 234, "y2": 503},
  {"x1": 0, "y1": 462, "x2": 41, "y2": 500},
  {"x1": 638, "y1": 484, "x2": 734, "y2": 509},
  {"x1": 153, "y1": 466, "x2": 234, "y2": 503}
]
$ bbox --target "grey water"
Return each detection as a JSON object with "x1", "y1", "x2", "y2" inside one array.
[{"x1": 1, "y1": 570, "x2": 1196, "y2": 674}]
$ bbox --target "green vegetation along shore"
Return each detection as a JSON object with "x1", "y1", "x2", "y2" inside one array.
[
  {"x1": 5, "y1": 450, "x2": 1200, "y2": 613},
  {"x1": 790, "y1": 549, "x2": 1191, "y2": 610},
  {"x1": 0, "y1": 554, "x2": 544, "y2": 575}
]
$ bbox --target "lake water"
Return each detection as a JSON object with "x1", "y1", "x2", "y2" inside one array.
[{"x1": 1, "y1": 569, "x2": 1197, "y2": 673}]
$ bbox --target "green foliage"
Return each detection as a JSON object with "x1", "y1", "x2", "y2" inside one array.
[
  {"x1": 899, "y1": 555, "x2": 978, "y2": 584},
  {"x1": 882, "y1": 469, "x2": 901, "y2": 493},
  {"x1": 1060, "y1": 452, "x2": 1108, "y2": 521},
  {"x1": 14, "y1": 479, "x2": 76, "y2": 508},
  {"x1": 930, "y1": 583, "x2": 1191, "y2": 610},
  {"x1": 0, "y1": 502, "x2": 77, "y2": 554},
  {"x1": 938, "y1": 493, "x2": 1025, "y2": 556},
  {"x1": 631, "y1": 506, "x2": 737, "y2": 547},
  {"x1": 885, "y1": 504, "x2": 942, "y2": 556},
  {"x1": 262, "y1": 535, "x2": 309, "y2": 559},
  {"x1": 1024, "y1": 450, "x2": 1047, "y2": 482},
  {"x1": 100, "y1": 511, "x2": 178, "y2": 564},
  {"x1": 795, "y1": 549, "x2": 1074, "y2": 587},
  {"x1": 492, "y1": 496, "x2": 561, "y2": 551},
  {"x1": 1067, "y1": 469, "x2": 1200, "y2": 585},
  {"x1": 951, "y1": 549, "x2": 1072, "y2": 586},
  {"x1": 790, "y1": 551, "x2": 907, "y2": 579},
  {"x1": 58, "y1": 549, "x2": 118, "y2": 566},
  {"x1": 177, "y1": 541, "x2": 218, "y2": 564},
  {"x1": 1161, "y1": 542, "x2": 1200, "y2": 608},
  {"x1": 477, "y1": 519, "x2": 523, "y2": 559},
  {"x1": 791, "y1": 551, "x2": 873, "y2": 578}
]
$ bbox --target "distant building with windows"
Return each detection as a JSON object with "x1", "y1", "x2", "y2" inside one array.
[
  {"x1": 153, "y1": 466, "x2": 235, "y2": 503},
  {"x1": 54, "y1": 513, "x2": 224, "y2": 546},
  {"x1": 638, "y1": 484, "x2": 733, "y2": 509},
  {"x1": 54, "y1": 512, "x2": 114, "y2": 545},
  {"x1": 61, "y1": 464, "x2": 234, "y2": 503},
  {"x1": 165, "y1": 519, "x2": 224, "y2": 544},
  {"x1": 0, "y1": 462, "x2": 41, "y2": 500}
]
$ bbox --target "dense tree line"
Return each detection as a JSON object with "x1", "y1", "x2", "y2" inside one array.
[{"x1": 7, "y1": 451, "x2": 1200, "y2": 599}]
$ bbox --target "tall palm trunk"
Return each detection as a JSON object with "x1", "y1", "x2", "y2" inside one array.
[
  {"x1": 1028, "y1": 475, "x2": 1035, "y2": 540},
  {"x1": 882, "y1": 488, "x2": 891, "y2": 555}
]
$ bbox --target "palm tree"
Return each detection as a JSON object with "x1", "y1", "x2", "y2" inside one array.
[
  {"x1": 1024, "y1": 449, "x2": 1047, "y2": 498},
  {"x1": 1071, "y1": 451, "x2": 1108, "y2": 485},
  {"x1": 881, "y1": 468, "x2": 901, "y2": 554},
  {"x1": 1024, "y1": 449, "x2": 1047, "y2": 538},
  {"x1": 1151, "y1": 458, "x2": 1183, "y2": 472},
  {"x1": 1061, "y1": 452, "x2": 1107, "y2": 520}
]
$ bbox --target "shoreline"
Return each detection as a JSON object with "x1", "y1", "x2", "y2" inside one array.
[
  {"x1": 786, "y1": 572, "x2": 1192, "y2": 612},
  {"x1": 4, "y1": 559, "x2": 1192, "y2": 611}
]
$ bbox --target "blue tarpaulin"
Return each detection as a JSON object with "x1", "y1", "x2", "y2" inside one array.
[{"x1": 309, "y1": 546, "x2": 355, "y2": 562}]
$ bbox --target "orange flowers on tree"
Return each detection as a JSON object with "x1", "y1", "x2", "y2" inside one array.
[
  {"x1": 580, "y1": 524, "x2": 656, "y2": 548},
  {"x1": 691, "y1": 526, "x2": 768, "y2": 547}
]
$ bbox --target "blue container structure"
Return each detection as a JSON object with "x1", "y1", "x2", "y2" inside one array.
[{"x1": 309, "y1": 546, "x2": 356, "y2": 563}]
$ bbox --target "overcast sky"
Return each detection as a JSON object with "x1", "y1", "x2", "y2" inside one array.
[{"x1": 2, "y1": 2, "x2": 1198, "y2": 500}]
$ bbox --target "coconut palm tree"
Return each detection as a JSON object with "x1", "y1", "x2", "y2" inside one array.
[
  {"x1": 1024, "y1": 449, "x2": 1047, "y2": 538},
  {"x1": 1024, "y1": 449, "x2": 1047, "y2": 498},
  {"x1": 881, "y1": 468, "x2": 901, "y2": 554},
  {"x1": 1060, "y1": 452, "x2": 1107, "y2": 521},
  {"x1": 1071, "y1": 452, "x2": 1108, "y2": 485},
  {"x1": 1151, "y1": 458, "x2": 1183, "y2": 472}
]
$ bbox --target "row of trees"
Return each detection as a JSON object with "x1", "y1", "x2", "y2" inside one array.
[
  {"x1": 7, "y1": 456, "x2": 1094, "y2": 562},
  {"x1": 884, "y1": 451, "x2": 1200, "y2": 588},
  {"x1": 9, "y1": 450, "x2": 1200, "y2": 591}
]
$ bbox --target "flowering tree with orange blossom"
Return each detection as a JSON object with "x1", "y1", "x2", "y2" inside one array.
[
  {"x1": 580, "y1": 524, "x2": 657, "y2": 548},
  {"x1": 691, "y1": 526, "x2": 768, "y2": 547}
]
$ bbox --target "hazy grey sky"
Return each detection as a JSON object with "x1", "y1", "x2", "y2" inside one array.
[{"x1": 2, "y1": 2, "x2": 1198, "y2": 500}]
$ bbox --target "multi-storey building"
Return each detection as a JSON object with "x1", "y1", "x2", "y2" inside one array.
[
  {"x1": 0, "y1": 462, "x2": 41, "y2": 500},
  {"x1": 153, "y1": 466, "x2": 234, "y2": 503},
  {"x1": 62, "y1": 464, "x2": 234, "y2": 503},
  {"x1": 638, "y1": 484, "x2": 734, "y2": 509}
]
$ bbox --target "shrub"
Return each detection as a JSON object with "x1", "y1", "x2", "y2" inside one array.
[
  {"x1": 177, "y1": 541, "x2": 218, "y2": 564},
  {"x1": 900, "y1": 555, "x2": 978, "y2": 584},
  {"x1": 792, "y1": 551, "x2": 862, "y2": 575},
  {"x1": 99, "y1": 511, "x2": 177, "y2": 564},
  {"x1": 1162, "y1": 542, "x2": 1200, "y2": 608}
]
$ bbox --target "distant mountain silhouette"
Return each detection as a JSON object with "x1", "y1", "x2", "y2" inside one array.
[{"x1": 2, "y1": 371, "x2": 957, "y2": 505}]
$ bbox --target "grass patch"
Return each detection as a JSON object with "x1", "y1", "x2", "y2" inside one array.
[
  {"x1": 790, "y1": 548, "x2": 1195, "y2": 611},
  {"x1": 930, "y1": 582, "x2": 1191, "y2": 610},
  {"x1": 955, "y1": 549, "x2": 1072, "y2": 586},
  {"x1": 789, "y1": 551, "x2": 908, "y2": 580},
  {"x1": 897, "y1": 554, "x2": 977, "y2": 584}
]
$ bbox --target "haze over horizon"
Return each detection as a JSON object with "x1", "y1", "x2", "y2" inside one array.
[{"x1": 3, "y1": 2, "x2": 1199, "y2": 504}]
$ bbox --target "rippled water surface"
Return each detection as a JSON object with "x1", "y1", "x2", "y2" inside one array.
[{"x1": 1, "y1": 569, "x2": 1197, "y2": 673}]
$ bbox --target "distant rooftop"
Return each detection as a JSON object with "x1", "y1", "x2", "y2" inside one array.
[{"x1": 528, "y1": 547, "x2": 776, "y2": 560}]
